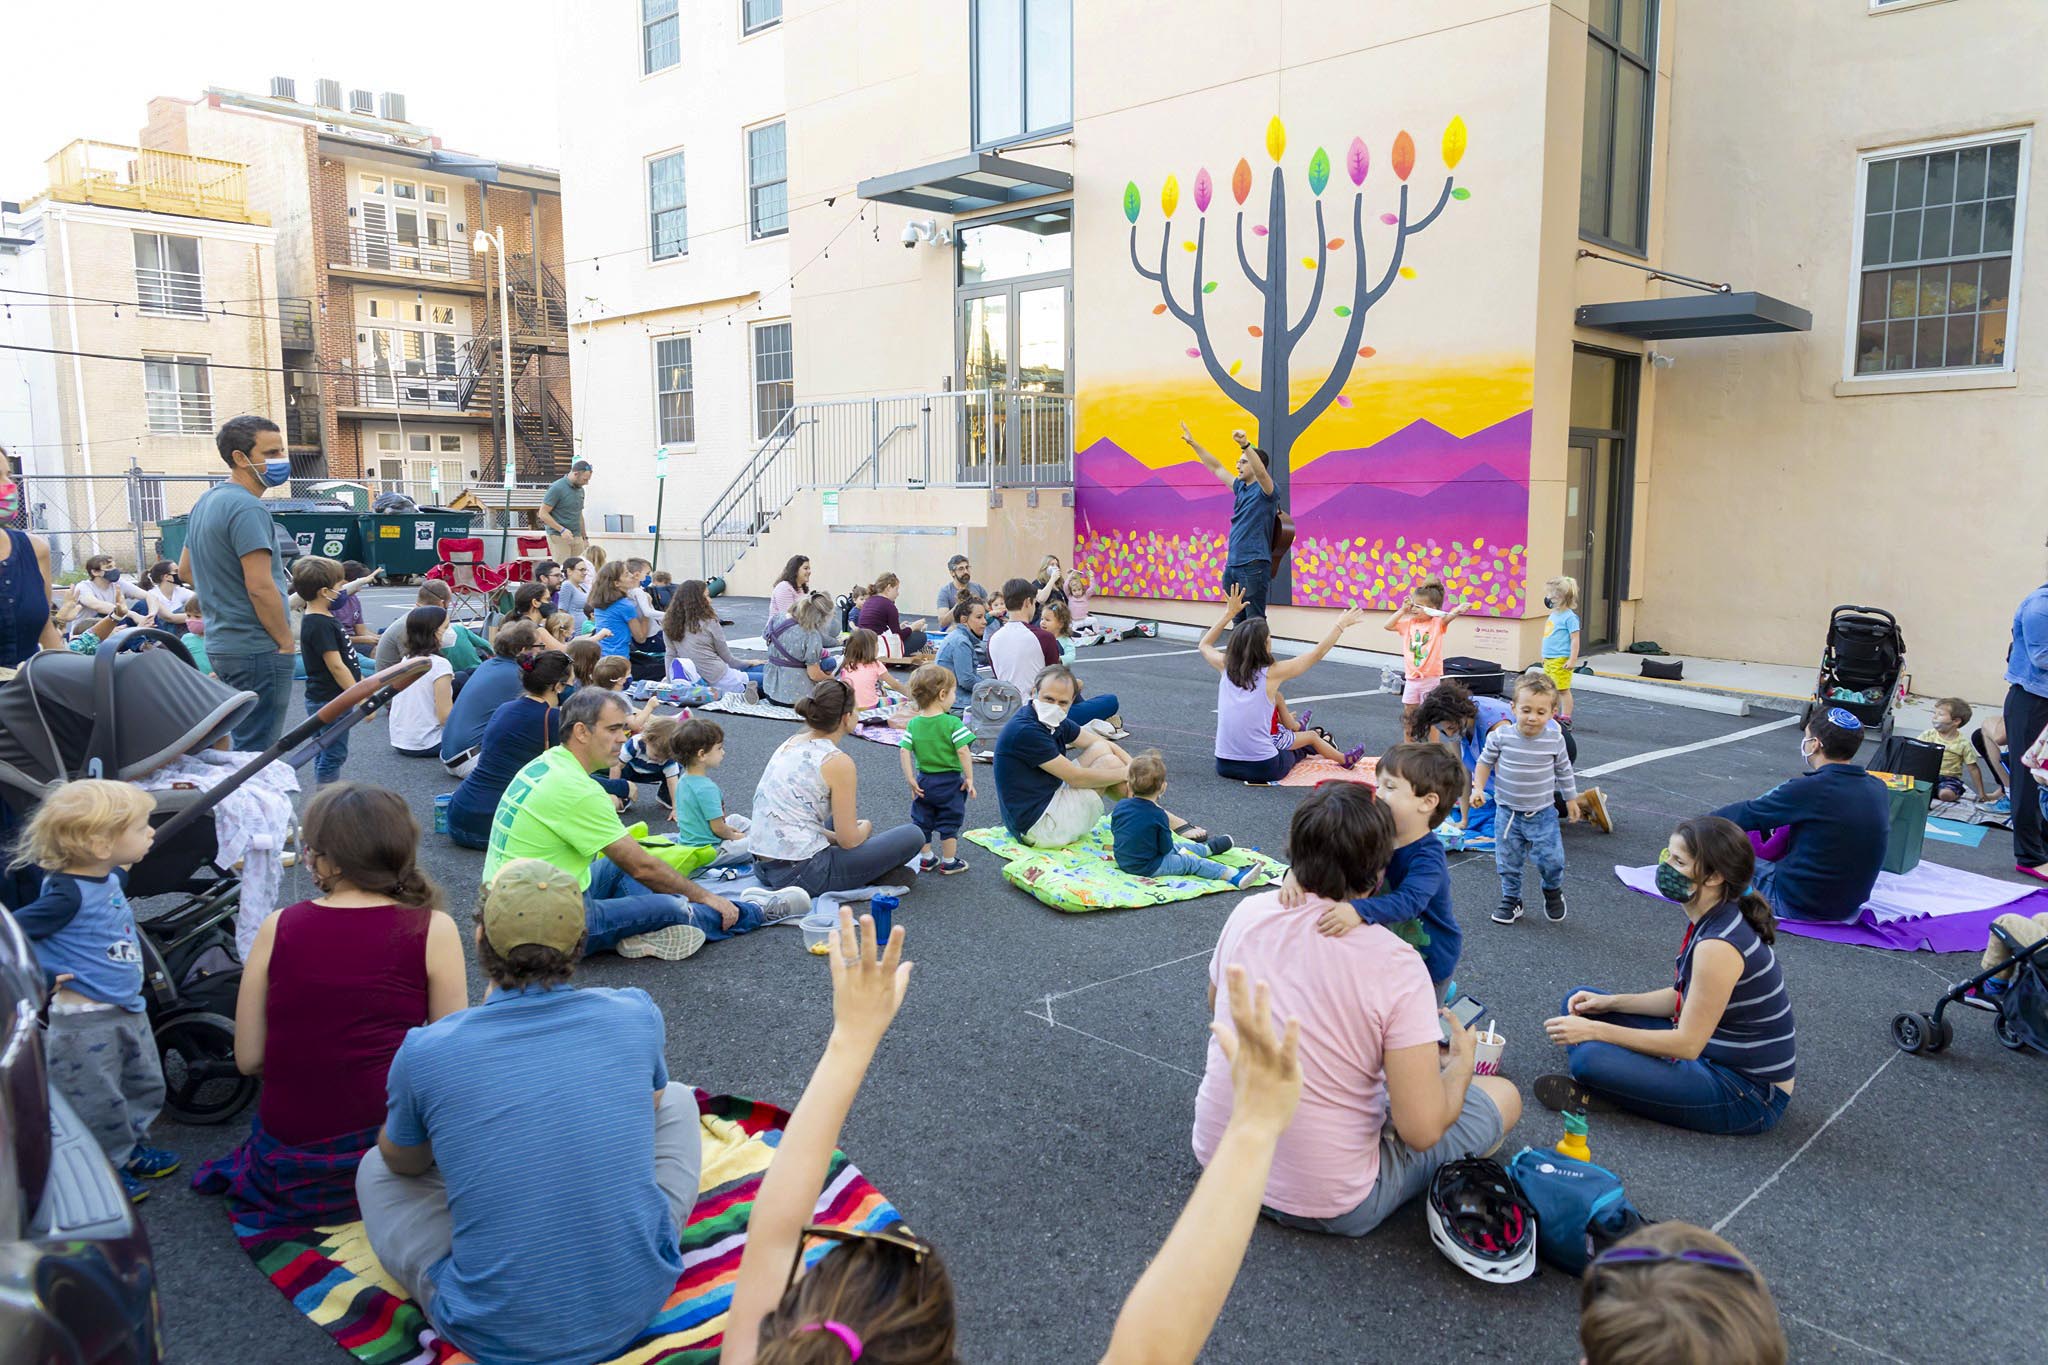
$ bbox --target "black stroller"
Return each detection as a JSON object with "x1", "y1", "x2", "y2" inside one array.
[
  {"x1": 0, "y1": 629, "x2": 427, "y2": 1123},
  {"x1": 1892, "y1": 921, "x2": 2048, "y2": 1057},
  {"x1": 1799, "y1": 605, "x2": 1906, "y2": 747}
]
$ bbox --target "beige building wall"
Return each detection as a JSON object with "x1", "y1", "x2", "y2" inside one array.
[
  {"x1": 1638, "y1": 0, "x2": 2047, "y2": 701},
  {"x1": 144, "y1": 97, "x2": 318, "y2": 306}
]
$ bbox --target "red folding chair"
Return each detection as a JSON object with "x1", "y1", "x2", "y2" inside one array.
[
  {"x1": 501, "y1": 533, "x2": 553, "y2": 584},
  {"x1": 425, "y1": 537, "x2": 511, "y2": 622}
]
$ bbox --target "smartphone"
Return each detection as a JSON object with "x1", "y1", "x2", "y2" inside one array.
[{"x1": 1440, "y1": 992, "x2": 1486, "y2": 1045}]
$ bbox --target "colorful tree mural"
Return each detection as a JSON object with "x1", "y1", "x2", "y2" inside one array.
[{"x1": 1124, "y1": 116, "x2": 1470, "y2": 605}]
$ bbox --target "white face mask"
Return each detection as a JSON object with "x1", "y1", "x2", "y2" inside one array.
[{"x1": 1033, "y1": 699, "x2": 1069, "y2": 727}]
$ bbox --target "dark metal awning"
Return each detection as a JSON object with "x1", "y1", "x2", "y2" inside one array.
[
  {"x1": 1575, "y1": 291, "x2": 1812, "y2": 340},
  {"x1": 857, "y1": 153, "x2": 1072, "y2": 215}
]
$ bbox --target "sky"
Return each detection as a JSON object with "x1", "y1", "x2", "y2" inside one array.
[{"x1": 2, "y1": 0, "x2": 562, "y2": 200}]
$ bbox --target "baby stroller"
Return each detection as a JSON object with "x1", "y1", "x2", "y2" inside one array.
[
  {"x1": 1891, "y1": 922, "x2": 2048, "y2": 1058},
  {"x1": 1799, "y1": 605, "x2": 1906, "y2": 747},
  {"x1": 0, "y1": 629, "x2": 428, "y2": 1123}
]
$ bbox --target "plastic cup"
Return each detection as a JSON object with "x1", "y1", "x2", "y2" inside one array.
[
  {"x1": 867, "y1": 894, "x2": 898, "y2": 946},
  {"x1": 1473, "y1": 1027, "x2": 1505, "y2": 1076}
]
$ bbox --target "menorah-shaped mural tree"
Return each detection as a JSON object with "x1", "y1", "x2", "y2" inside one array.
[{"x1": 1124, "y1": 115, "x2": 1469, "y2": 605}]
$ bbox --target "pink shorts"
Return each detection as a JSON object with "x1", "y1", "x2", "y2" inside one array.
[{"x1": 1402, "y1": 675, "x2": 1444, "y2": 706}]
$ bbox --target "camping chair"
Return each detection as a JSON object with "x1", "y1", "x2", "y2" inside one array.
[
  {"x1": 424, "y1": 537, "x2": 511, "y2": 623},
  {"x1": 501, "y1": 533, "x2": 553, "y2": 584}
]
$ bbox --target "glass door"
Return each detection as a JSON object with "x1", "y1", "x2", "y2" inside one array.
[
  {"x1": 954, "y1": 206, "x2": 1072, "y2": 483},
  {"x1": 1565, "y1": 347, "x2": 1637, "y2": 650},
  {"x1": 959, "y1": 289, "x2": 1010, "y2": 482},
  {"x1": 1012, "y1": 283, "x2": 1069, "y2": 482}
]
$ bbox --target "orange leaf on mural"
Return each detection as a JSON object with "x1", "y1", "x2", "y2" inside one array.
[
  {"x1": 1247, "y1": 325, "x2": 1263, "y2": 337},
  {"x1": 1392, "y1": 130, "x2": 1415, "y2": 181},
  {"x1": 1152, "y1": 303, "x2": 1167, "y2": 314},
  {"x1": 1231, "y1": 158, "x2": 1252, "y2": 205}
]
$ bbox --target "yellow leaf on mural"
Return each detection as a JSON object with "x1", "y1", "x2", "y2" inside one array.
[
  {"x1": 1184, "y1": 240, "x2": 1197, "y2": 252},
  {"x1": 1302, "y1": 257, "x2": 1317, "y2": 269},
  {"x1": 1229, "y1": 359, "x2": 1242, "y2": 375},
  {"x1": 1442, "y1": 116, "x2": 1468, "y2": 170},
  {"x1": 1266, "y1": 116, "x2": 1287, "y2": 163},
  {"x1": 1161, "y1": 174, "x2": 1180, "y2": 218},
  {"x1": 1398, "y1": 266, "x2": 1417, "y2": 279}
]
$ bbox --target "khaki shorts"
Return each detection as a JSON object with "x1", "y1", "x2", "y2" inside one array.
[
  {"x1": 1542, "y1": 657, "x2": 1574, "y2": 691},
  {"x1": 1023, "y1": 783, "x2": 1103, "y2": 848},
  {"x1": 547, "y1": 531, "x2": 588, "y2": 563}
]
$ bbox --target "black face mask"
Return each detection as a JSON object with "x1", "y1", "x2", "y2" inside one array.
[{"x1": 1542, "y1": 595, "x2": 1555, "y2": 609}]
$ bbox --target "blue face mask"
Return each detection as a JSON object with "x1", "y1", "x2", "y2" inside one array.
[
  {"x1": 247, "y1": 454, "x2": 291, "y2": 488},
  {"x1": 641, "y1": 574, "x2": 653, "y2": 589}
]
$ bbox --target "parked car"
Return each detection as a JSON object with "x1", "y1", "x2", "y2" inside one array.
[{"x1": 0, "y1": 905, "x2": 162, "y2": 1363}]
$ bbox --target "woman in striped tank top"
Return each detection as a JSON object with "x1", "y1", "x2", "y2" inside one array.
[{"x1": 1539, "y1": 815, "x2": 1795, "y2": 1136}]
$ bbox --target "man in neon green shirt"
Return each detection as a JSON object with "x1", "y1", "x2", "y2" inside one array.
[{"x1": 486, "y1": 689, "x2": 807, "y2": 958}]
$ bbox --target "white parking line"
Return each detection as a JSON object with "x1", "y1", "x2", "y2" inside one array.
[
  {"x1": 1711, "y1": 1051, "x2": 1896, "y2": 1236},
  {"x1": 1577, "y1": 714, "x2": 1799, "y2": 779},
  {"x1": 1076, "y1": 647, "x2": 1205, "y2": 663}
]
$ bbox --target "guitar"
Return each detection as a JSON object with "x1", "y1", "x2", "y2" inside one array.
[{"x1": 1270, "y1": 508, "x2": 1295, "y2": 575}]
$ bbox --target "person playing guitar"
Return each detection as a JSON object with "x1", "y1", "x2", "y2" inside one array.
[{"x1": 1180, "y1": 421, "x2": 1289, "y2": 620}]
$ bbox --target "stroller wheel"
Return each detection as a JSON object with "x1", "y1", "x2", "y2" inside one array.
[
  {"x1": 155, "y1": 1011, "x2": 258, "y2": 1125},
  {"x1": 1993, "y1": 1012, "x2": 2027, "y2": 1052},
  {"x1": 1891, "y1": 1011, "x2": 1928, "y2": 1055}
]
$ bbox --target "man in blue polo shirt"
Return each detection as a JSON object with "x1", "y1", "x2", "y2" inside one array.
[
  {"x1": 355, "y1": 860, "x2": 701, "y2": 1365},
  {"x1": 993, "y1": 665, "x2": 1132, "y2": 848},
  {"x1": 1714, "y1": 708, "x2": 1889, "y2": 923}
]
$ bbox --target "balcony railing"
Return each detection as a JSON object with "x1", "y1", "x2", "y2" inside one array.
[
  {"x1": 135, "y1": 266, "x2": 204, "y2": 317},
  {"x1": 41, "y1": 140, "x2": 264, "y2": 225},
  {"x1": 328, "y1": 367, "x2": 474, "y2": 414},
  {"x1": 278, "y1": 298, "x2": 315, "y2": 351},
  {"x1": 328, "y1": 227, "x2": 481, "y2": 282}
]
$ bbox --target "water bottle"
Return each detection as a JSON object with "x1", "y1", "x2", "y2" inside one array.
[
  {"x1": 433, "y1": 793, "x2": 451, "y2": 835},
  {"x1": 867, "y1": 894, "x2": 899, "y2": 945}
]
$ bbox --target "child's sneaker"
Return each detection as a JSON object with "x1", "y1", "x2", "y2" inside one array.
[
  {"x1": 125, "y1": 1145, "x2": 181, "y2": 1181},
  {"x1": 1985, "y1": 793, "x2": 2012, "y2": 815},
  {"x1": 1542, "y1": 887, "x2": 1568, "y2": 922},
  {"x1": 1227, "y1": 865, "x2": 1257, "y2": 889},
  {"x1": 1578, "y1": 787, "x2": 1613, "y2": 834},
  {"x1": 1205, "y1": 834, "x2": 1235, "y2": 856},
  {"x1": 1491, "y1": 898, "x2": 1523, "y2": 925},
  {"x1": 616, "y1": 924, "x2": 707, "y2": 961},
  {"x1": 1340, "y1": 743, "x2": 1368, "y2": 770},
  {"x1": 937, "y1": 857, "x2": 970, "y2": 875},
  {"x1": 123, "y1": 1171, "x2": 151, "y2": 1204},
  {"x1": 917, "y1": 853, "x2": 938, "y2": 873}
]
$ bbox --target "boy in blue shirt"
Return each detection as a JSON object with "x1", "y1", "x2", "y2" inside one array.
[
  {"x1": 1300, "y1": 743, "x2": 1468, "y2": 1001},
  {"x1": 1112, "y1": 751, "x2": 1251, "y2": 885},
  {"x1": 10, "y1": 780, "x2": 179, "y2": 1201},
  {"x1": 668, "y1": 718, "x2": 751, "y2": 866}
]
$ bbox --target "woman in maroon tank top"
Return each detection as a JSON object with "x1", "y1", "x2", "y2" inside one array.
[{"x1": 193, "y1": 785, "x2": 468, "y2": 1228}]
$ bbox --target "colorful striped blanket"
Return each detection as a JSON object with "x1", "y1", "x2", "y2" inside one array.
[{"x1": 240, "y1": 1092, "x2": 899, "y2": 1364}]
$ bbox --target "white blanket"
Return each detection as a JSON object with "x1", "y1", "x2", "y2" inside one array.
[{"x1": 136, "y1": 751, "x2": 300, "y2": 958}]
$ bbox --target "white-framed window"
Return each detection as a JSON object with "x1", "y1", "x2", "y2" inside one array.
[
  {"x1": 134, "y1": 232, "x2": 203, "y2": 316},
  {"x1": 603, "y1": 513, "x2": 635, "y2": 533},
  {"x1": 649, "y1": 150, "x2": 688, "y2": 260},
  {"x1": 130, "y1": 475, "x2": 165, "y2": 525},
  {"x1": 747, "y1": 122, "x2": 788, "y2": 239},
  {"x1": 439, "y1": 434, "x2": 463, "y2": 454},
  {"x1": 393, "y1": 179, "x2": 418, "y2": 201},
  {"x1": 1847, "y1": 130, "x2": 2025, "y2": 378},
  {"x1": 751, "y1": 320, "x2": 794, "y2": 438},
  {"x1": 973, "y1": 0, "x2": 1072, "y2": 148},
  {"x1": 424, "y1": 185, "x2": 448, "y2": 205},
  {"x1": 360, "y1": 174, "x2": 386, "y2": 196},
  {"x1": 654, "y1": 335, "x2": 695, "y2": 445},
  {"x1": 644, "y1": 0, "x2": 680, "y2": 73},
  {"x1": 143, "y1": 354, "x2": 213, "y2": 435},
  {"x1": 743, "y1": 0, "x2": 782, "y2": 34}
]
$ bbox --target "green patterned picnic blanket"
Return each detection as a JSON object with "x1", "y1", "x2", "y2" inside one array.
[{"x1": 962, "y1": 818, "x2": 1285, "y2": 913}]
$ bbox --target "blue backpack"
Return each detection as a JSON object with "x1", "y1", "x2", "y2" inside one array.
[{"x1": 1505, "y1": 1147, "x2": 1648, "y2": 1274}]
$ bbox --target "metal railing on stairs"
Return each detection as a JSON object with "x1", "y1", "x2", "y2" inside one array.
[{"x1": 698, "y1": 388, "x2": 1073, "y2": 581}]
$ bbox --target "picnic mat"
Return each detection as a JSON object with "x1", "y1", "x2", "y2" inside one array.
[
  {"x1": 1931, "y1": 796, "x2": 2012, "y2": 829},
  {"x1": 1925, "y1": 816, "x2": 1989, "y2": 848},
  {"x1": 963, "y1": 817, "x2": 1285, "y2": 912},
  {"x1": 237, "y1": 1092, "x2": 899, "y2": 1364},
  {"x1": 1613, "y1": 860, "x2": 2040, "y2": 953},
  {"x1": 703, "y1": 695, "x2": 806, "y2": 722},
  {"x1": 1275, "y1": 756, "x2": 1377, "y2": 789}
]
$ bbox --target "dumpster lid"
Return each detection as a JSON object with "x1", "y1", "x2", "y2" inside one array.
[{"x1": 266, "y1": 498, "x2": 355, "y2": 513}]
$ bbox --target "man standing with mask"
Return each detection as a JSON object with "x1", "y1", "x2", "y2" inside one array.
[{"x1": 180, "y1": 415, "x2": 297, "y2": 749}]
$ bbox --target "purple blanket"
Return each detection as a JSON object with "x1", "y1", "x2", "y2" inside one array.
[{"x1": 1612, "y1": 862, "x2": 2045, "y2": 953}]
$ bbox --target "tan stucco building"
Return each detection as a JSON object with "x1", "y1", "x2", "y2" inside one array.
[{"x1": 565, "y1": 0, "x2": 2041, "y2": 701}]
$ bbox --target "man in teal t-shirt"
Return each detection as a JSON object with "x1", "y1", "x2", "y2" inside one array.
[
  {"x1": 180, "y1": 416, "x2": 296, "y2": 749},
  {"x1": 540, "y1": 461, "x2": 593, "y2": 562}
]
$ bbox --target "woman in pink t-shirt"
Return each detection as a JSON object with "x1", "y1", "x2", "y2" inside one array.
[{"x1": 1191, "y1": 785, "x2": 1523, "y2": 1236}]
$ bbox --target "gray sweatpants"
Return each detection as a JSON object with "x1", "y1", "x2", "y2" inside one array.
[
  {"x1": 355, "y1": 1083, "x2": 703, "y2": 1327},
  {"x1": 46, "y1": 1004, "x2": 164, "y2": 1167},
  {"x1": 754, "y1": 822, "x2": 927, "y2": 897}
]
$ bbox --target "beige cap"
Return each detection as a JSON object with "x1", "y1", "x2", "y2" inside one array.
[{"x1": 481, "y1": 859, "x2": 586, "y2": 955}]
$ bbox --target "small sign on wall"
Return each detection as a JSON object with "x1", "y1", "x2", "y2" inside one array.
[
  {"x1": 413, "y1": 520, "x2": 435, "y2": 549},
  {"x1": 822, "y1": 490, "x2": 840, "y2": 526},
  {"x1": 1470, "y1": 621, "x2": 1514, "y2": 661}
]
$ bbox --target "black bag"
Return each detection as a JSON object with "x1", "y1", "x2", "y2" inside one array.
[
  {"x1": 1444, "y1": 656, "x2": 1504, "y2": 697},
  {"x1": 1872, "y1": 736, "x2": 1943, "y2": 784},
  {"x1": 1640, "y1": 659, "x2": 1684, "y2": 681}
]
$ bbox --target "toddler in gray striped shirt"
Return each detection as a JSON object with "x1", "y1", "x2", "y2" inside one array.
[{"x1": 1472, "y1": 673, "x2": 1577, "y2": 925}]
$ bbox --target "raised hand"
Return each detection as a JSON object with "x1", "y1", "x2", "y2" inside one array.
[
  {"x1": 1211, "y1": 966, "x2": 1302, "y2": 1135},
  {"x1": 827, "y1": 907, "x2": 911, "y2": 1044},
  {"x1": 1179, "y1": 420, "x2": 1197, "y2": 447}
]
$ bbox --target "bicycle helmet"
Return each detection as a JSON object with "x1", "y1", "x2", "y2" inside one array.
[
  {"x1": 970, "y1": 680, "x2": 1022, "y2": 728},
  {"x1": 1427, "y1": 1157, "x2": 1538, "y2": 1284}
]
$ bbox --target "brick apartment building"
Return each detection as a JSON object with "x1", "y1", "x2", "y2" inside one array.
[{"x1": 143, "y1": 79, "x2": 572, "y2": 497}]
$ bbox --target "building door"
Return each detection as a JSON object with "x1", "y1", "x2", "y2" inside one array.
[
  {"x1": 954, "y1": 206, "x2": 1072, "y2": 484},
  {"x1": 1564, "y1": 347, "x2": 1638, "y2": 651}
]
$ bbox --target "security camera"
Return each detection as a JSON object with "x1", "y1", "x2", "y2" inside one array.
[
  {"x1": 1647, "y1": 350, "x2": 1676, "y2": 369},
  {"x1": 901, "y1": 222, "x2": 922, "y2": 248},
  {"x1": 900, "y1": 218, "x2": 951, "y2": 249}
]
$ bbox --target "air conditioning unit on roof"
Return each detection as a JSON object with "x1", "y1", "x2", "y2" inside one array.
[
  {"x1": 270, "y1": 76, "x2": 297, "y2": 101},
  {"x1": 313, "y1": 78, "x2": 342, "y2": 109},
  {"x1": 379, "y1": 92, "x2": 407, "y2": 123},
  {"x1": 349, "y1": 89, "x2": 375, "y2": 115}
]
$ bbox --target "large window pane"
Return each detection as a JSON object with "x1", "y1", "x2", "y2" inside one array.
[
  {"x1": 748, "y1": 123, "x2": 787, "y2": 239},
  {"x1": 643, "y1": 0, "x2": 679, "y2": 74},
  {"x1": 1023, "y1": 0, "x2": 1072, "y2": 137},
  {"x1": 957, "y1": 208, "x2": 1071, "y2": 284},
  {"x1": 1579, "y1": 44, "x2": 1616, "y2": 234},
  {"x1": 976, "y1": 0, "x2": 1023, "y2": 145},
  {"x1": 1570, "y1": 350, "x2": 1621, "y2": 430},
  {"x1": 656, "y1": 336, "x2": 695, "y2": 445},
  {"x1": 1578, "y1": 3, "x2": 1654, "y2": 252},
  {"x1": 743, "y1": 0, "x2": 782, "y2": 33},
  {"x1": 752, "y1": 322, "x2": 794, "y2": 439},
  {"x1": 649, "y1": 151, "x2": 687, "y2": 259},
  {"x1": 1608, "y1": 62, "x2": 1646, "y2": 244}
]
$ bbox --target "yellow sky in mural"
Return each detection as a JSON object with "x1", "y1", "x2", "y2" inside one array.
[{"x1": 1078, "y1": 357, "x2": 1533, "y2": 472}]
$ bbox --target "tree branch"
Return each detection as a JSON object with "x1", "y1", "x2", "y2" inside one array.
[
  {"x1": 1286, "y1": 199, "x2": 1331, "y2": 347},
  {"x1": 1129, "y1": 221, "x2": 1198, "y2": 330},
  {"x1": 1289, "y1": 193, "x2": 1372, "y2": 432},
  {"x1": 1234, "y1": 211, "x2": 1266, "y2": 292},
  {"x1": 1365, "y1": 178, "x2": 1456, "y2": 309},
  {"x1": 1191, "y1": 217, "x2": 1259, "y2": 410}
]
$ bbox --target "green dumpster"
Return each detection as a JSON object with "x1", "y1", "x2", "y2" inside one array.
[
  {"x1": 156, "y1": 515, "x2": 191, "y2": 563},
  {"x1": 359, "y1": 510, "x2": 476, "y2": 580},
  {"x1": 272, "y1": 504, "x2": 363, "y2": 565}
]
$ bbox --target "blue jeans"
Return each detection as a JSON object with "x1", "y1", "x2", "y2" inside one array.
[
  {"x1": 1071, "y1": 692, "x2": 1120, "y2": 727},
  {"x1": 303, "y1": 696, "x2": 349, "y2": 784},
  {"x1": 1222, "y1": 560, "x2": 1271, "y2": 619},
  {"x1": 583, "y1": 859, "x2": 764, "y2": 954},
  {"x1": 211, "y1": 650, "x2": 296, "y2": 751},
  {"x1": 1153, "y1": 844, "x2": 1232, "y2": 881},
  {"x1": 1559, "y1": 987, "x2": 1790, "y2": 1136},
  {"x1": 1494, "y1": 805, "x2": 1564, "y2": 901}
]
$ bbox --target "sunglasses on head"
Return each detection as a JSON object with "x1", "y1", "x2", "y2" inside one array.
[
  {"x1": 1591, "y1": 1245, "x2": 1757, "y2": 1280},
  {"x1": 784, "y1": 1222, "x2": 932, "y2": 1291}
]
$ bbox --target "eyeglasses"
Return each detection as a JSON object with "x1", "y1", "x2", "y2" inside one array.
[
  {"x1": 1590, "y1": 1245, "x2": 1757, "y2": 1280},
  {"x1": 784, "y1": 1222, "x2": 932, "y2": 1292}
]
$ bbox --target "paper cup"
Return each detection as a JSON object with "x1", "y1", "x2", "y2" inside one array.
[{"x1": 1473, "y1": 1028, "x2": 1505, "y2": 1076}]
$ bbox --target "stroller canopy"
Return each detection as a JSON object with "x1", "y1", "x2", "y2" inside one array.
[{"x1": 0, "y1": 640, "x2": 255, "y2": 806}]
